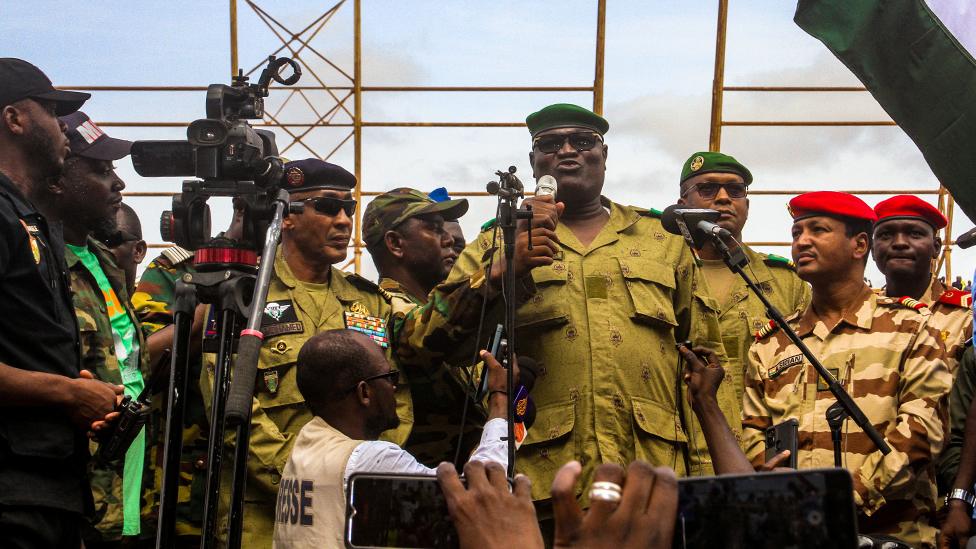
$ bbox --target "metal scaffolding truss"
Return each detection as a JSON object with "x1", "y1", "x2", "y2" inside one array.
[
  {"x1": 706, "y1": 0, "x2": 956, "y2": 278},
  {"x1": 66, "y1": 0, "x2": 607, "y2": 273}
]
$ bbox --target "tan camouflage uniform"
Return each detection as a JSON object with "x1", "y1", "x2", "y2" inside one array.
[
  {"x1": 449, "y1": 199, "x2": 733, "y2": 503},
  {"x1": 203, "y1": 249, "x2": 500, "y2": 548},
  {"x1": 67, "y1": 238, "x2": 157, "y2": 543},
  {"x1": 919, "y1": 277, "x2": 973, "y2": 375},
  {"x1": 131, "y1": 245, "x2": 209, "y2": 541},
  {"x1": 743, "y1": 288, "x2": 951, "y2": 548}
]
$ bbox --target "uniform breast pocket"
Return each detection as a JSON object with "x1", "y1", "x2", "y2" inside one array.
[
  {"x1": 616, "y1": 258, "x2": 678, "y2": 328},
  {"x1": 516, "y1": 260, "x2": 570, "y2": 331},
  {"x1": 255, "y1": 338, "x2": 306, "y2": 419}
]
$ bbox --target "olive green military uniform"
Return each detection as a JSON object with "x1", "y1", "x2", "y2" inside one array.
[
  {"x1": 700, "y1": 247, "x2": 810, "y2": 414},
  {"x1": 378, "y1": 277, "x2": 487, "y2": 466},
  {"x1": 743, "y1": 288, "x2": 951, "y2": 549},
  {"x1": 130, "y1": 245, "x2": 209, "y2": 541},
  {"x1": 66, "y1": 238, "x2": 157, "y2": 543},
  {"x1": 203, "y1": 250, "x2": 498, "y2": 548},
  {"x1": 450, "y1": 199, "x2": 733, "y2": 502}
]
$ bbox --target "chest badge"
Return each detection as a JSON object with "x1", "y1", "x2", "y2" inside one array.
[
  {"x1": 264, "y1": 302, "x2": 292, "y2": 321},
  {"x1": 264, "y1": 370, "x2": 279, "y2": 394}
]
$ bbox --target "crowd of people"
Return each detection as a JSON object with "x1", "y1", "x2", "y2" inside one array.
[{"x1": 1, "y1": 56, "x2": 975, "y2": 549}]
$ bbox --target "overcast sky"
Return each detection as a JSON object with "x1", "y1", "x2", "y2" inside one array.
[{"x1": 4, "y1": 0, "x2": 974, "y2": 285}]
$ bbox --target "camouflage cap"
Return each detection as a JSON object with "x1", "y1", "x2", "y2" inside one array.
[{"x1": 362, "y1": 187, "x2": 468, "y2": 246}]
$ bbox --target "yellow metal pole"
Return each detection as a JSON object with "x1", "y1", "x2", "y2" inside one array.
[
  {"x1": 353, "y1": 0, "x2": 363, "y2": 273},
  {"x1": 945, "y1": 193, "x2": 955, "y2": 281},
  {"x1": 230, "y1": 0, "x2": 239, "y2": 76},
  {"x1": 592, "y1": 0, "x2": 606, "y2": 115},
  {"x1": 708, "y1": 0, "x2": 729, "y2": 151}
]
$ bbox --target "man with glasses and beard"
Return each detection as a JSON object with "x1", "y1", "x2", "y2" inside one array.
[
  {"x1": 100, "y1": 203, "x2": 147, "y2": 298},
  {"x1": 34, "y1": 111, "x2": 157, "y2": 547},
  {"x1": 202, "y1": 159, "x2": 557, "y2": 548},
  {"x1": 675, "y1": 152, "x2": 809, "y2": 443},
  {"x1": 0, "y1": 59, "x2": 124, "y2": 548},
  {"x1": 272, "y1": 329, "x2": 512, "y2": 549}
]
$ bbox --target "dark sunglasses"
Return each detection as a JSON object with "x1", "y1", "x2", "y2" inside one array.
[
  {"x1": 532, "y1": 132, "x2": 603, "y2": 154},
  {"x1": 348, "y1": 369, "x2": 400, "y2": 393},
  {"x1": 682, "y1": 182, "x2": 748, "y2": 200},
  {"x1": 100, "y1": 230, "x2": 142, "y2": 247},
  {"x1": 296, "y1": 197, "x2": 357, "y2": 217}
]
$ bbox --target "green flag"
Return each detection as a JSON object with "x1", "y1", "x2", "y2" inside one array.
[{"x1": 795, "y1": 0, "x2": 976, "y2": 222}]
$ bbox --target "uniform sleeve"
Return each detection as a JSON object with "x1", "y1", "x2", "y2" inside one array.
[
  {"x1": 938, "y1": 346, "x2": 976, "y2": 492},
  {"x1": 742, "y1": 343, "x2": 772, "y2": 466},
  {"x1": 852, "y1": 317, "x2": 952, "y2": 515},
  {"x1": 132, "y1": 262, "x2": 178, "y2": 335}
]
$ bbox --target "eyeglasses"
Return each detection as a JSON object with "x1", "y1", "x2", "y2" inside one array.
[
  {"x1": 297, "y1": 197, "x2": 357, "y2": 217},
  {"x1": 100, "y1": 229, "x2": 142, "y2": 247},
  {"x1": 682, "y1": 182, "x2": 748, "y2": 200},
  {"x1": 347, "y1": 369, "x2": 400, "y2": 393},
  {"x1": 532, "y1": 132, "x2": 603, "y2": 154}
]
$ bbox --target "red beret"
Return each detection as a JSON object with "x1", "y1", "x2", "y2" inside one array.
[
  {"x1": 788, "y1": 191, "x2": 878, "y2": 223},
  {"x1": 873, "y1": 195, "x2": 947, "y2": 230}
]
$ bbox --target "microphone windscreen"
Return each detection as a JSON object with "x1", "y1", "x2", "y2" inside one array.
[
  {"x1": 536, "y1": 175, "x2": 557, "y2": 197},
  {"x1": 660, "y1": 204, "x2": 683, "y2": 236}
]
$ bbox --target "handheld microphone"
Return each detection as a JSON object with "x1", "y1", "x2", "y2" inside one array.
[
  {"x1": 661, "y1": 205, "x2": 731, "y2": 249},
  {"x1": 535, "y1": 175, "x2": 557, "y2": 198},
  {"x1": 957, "y1": 227, "x2": 976, "y2": 249}
]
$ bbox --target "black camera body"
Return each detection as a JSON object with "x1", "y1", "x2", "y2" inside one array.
[{"x1": 131, "y1": 56, "x2": 301, "y2": 255}]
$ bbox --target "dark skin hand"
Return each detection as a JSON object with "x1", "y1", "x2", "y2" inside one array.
[
  {"x1": 940, "y1": 385, "x2": 976, "y2": 549},
  {"x1": 437, "y1": 460, "x2": 543, "y2": 549},
  {"x1": 72, "y1": 369, "x2": 124, "y2": 434},
  {"x1": 679, "y1": 344, "x2": 790, "y2": 474},
  {"x1": 552, "y1": 460, "x2": 678, "y2": 549},
  {"x1": 489, "y1": 194, "x2": 563, "y2": 285}
]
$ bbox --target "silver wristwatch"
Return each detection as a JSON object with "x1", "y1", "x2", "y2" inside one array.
[{"x1": 945, "y1": 488, "x2": 976, "y2": 511}]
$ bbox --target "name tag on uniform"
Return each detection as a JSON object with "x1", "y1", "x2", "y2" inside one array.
[
  {"x1": 344, "y1": 311, "x2": 388, "y2": 348},
  {"x1": 768, "y1": 354, "x2": 803, "y2": 379}
]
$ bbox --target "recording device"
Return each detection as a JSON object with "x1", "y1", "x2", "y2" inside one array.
[
  {"x1": 957, "y1": 226, "x2": 976, "y2": 249},
  {"x1": 130, "y1": 56, "x2": 301, "y2": 255},
  {"x1": 477, "y1": 324, "x2": 505, "y2": 400},
  {"x1": 673, "y1": 468, "x2": 858, "y2": 549},
  {"x1": 765, "y1": 418, "x2": 799, "y2": 469},
  {"x1": 661, "y1": 205, "x2": 731, "y2": 249},
  {"x1": 535, "y1": 174, "x2": 557, "y2": 198}
]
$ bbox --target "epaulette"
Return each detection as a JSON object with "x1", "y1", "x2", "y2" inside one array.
[
  {"x1": 937, "y1": 289, "x2": 973, "y2": 308},
  {"x1": 754, "y1": 319, "x2": 779, "y2": 341},
  {"x1": 632, "y1": 206, "x2": 661, "y2": 218},
  {"x1": 896, "y1": 295, "x2": 929, "y2": 311},
  {"x1": 480, "y1": 218, "x2": 497, "y2": 232},
  {"x1": 343, "y1": 271, "x2": 381, "y2": 292},
  {"x1": 160, "y1": 245, "x2": 194, "y2": 266},
  {"x1": 763, "y1": 254, "x2": 796, "y2": 270}
]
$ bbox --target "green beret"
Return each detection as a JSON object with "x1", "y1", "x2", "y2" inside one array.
[
  {"x1": 679, "y1": 151, "x2": 753, "y2": 185},
  {"x1": 362, "y1": 188, "x2": 468, "y2": 247},
  {"x1": 525, "y1": 103, "x2": 609, "y2": 137}
]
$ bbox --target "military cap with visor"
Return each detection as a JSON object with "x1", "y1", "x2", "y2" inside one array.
[
  {"x1": 873, "y1": 195, "x2": 947, "y2": 230},
  {"x1": 680, "y1": 151, "x2": 753, "y2": 185},
  {"x1": 0, "y1": 58, "x2": 90, "y2": 115},
  {"x1": 526, "y1": 103, "x2": 610, "y2": 137},
  {"x1": 282, "y1": 159, "x2": 357, "y2": 192},
  {"x1": 362, "y1": 187, "x2": 468, "y2": 246},
  {"x1": 788, "y1": 191, "x2": 878, "y2": 223},
  {"x1": 60, "y1": 111, "x2": 132, "y2": 161}
]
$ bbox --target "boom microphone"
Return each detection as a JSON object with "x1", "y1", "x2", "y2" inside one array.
[
  {"x1": 535, "y1": 175, "x2": 557, "y2": 198},
  {"x1": 957, "y1": 226, "x2": 976, "y2": 249},
  {"x1": 661, "y1": 205, "x2": 731, "y2": 249}
]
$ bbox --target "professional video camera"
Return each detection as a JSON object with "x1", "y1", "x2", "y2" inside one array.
[{"x1": 130, "y1": 56, "x2": 301, "y2": 256}]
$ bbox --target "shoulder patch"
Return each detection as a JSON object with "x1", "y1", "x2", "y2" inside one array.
[
  {"x1": 634, "y1": 207, "x2": 661, "y2": 218},
  {"x1": 480, "y1": 218, "x2": 497, "y2": 232},
  {"x1": 160, "y1": 245, "x2": 194, "y2": 266},
  {"x1": 754, "y1": 319, "x2": 780, "y2": 341},
  {"x1": 764, "y1": 254, "x2": 796, "y2": 270},
  {"x1": 343, "y1": 271, "x2": 381, "y2": 292},
  {"x1": 938, "y1": 289, "x2": 973, "y2": 308}
]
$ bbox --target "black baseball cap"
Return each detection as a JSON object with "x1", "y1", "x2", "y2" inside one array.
[
  {"x1": 0, "y1": 58, "x2": 89, "y2": 116},
  {"x1": 60, "y1": 111, "x2": 131, "y2": 160}
]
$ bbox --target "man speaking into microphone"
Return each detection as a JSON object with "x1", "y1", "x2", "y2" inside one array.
[{"x1": 674, "y1": 151, "x2": 809, "y2": 421}]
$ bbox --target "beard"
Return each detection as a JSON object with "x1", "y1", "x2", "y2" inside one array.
[
  {"x1": 91, "y1": 215, "x2": 120, "y2": 242},
  {"x1": 22, "y1": 123, "x2": 64, "y2": 182},
  {"x1": 365, "y1": 410, "x2": 401, "y2": 438}
]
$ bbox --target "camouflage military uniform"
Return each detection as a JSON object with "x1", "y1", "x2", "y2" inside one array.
[
  {"x1": 704, "y1": 247, "x2": 810, "y2": 416},
  {"x1": 66, "y1": 238, "x2": 157, "y2": 542},
  {"x1": 203, "y1": 250, "x2": 499, "y2": 548},
  {"x1": 743, "y1": 288, "x2": 951, "y2": 549},
  {"x1": 379, "y1": 277, "x2": 487, "y2": 466},
  {"x1": 450, "y1": 199, "x2": 733, "y2": 502},
  {"x1": 131, "y1": 245, "x2": 209, "y2": 540},
  {"x1": 919, "y1": 277, "x2": 973, "y2": 375}
]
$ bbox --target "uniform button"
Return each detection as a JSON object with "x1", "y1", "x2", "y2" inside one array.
[
  {"x1": 271, "y1": 472, "x2": 281, "y2": 485},
  {"x1": 612, "y1": 395, "x2": 624, "y2": 409},
  {"x1": 195, "y1": 458, "x2": 206, "y2": 470},
  {"x1": 540, "y1": 448, "x2": 549, "y2": 459}
]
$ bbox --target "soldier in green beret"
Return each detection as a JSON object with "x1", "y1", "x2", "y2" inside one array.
[
  {"x1": 448, "y1": 103, "x2": 730, "y2": 528},
  {"x1": 676, "y1": 151, "x2": 810, "y2": 460}
]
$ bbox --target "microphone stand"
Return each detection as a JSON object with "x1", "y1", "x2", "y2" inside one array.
[
  {"x1": 486, "y1": 166, "x2": 534, "y2": 478},
  {"x1": 675, "y1": 215, "x2": 891, "y2": 461}
]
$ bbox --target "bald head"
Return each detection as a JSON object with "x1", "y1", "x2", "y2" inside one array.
[
  {"x1": 296, "y1": 329, "x2": 386, "y2": 415},
  {"x1": 117, "y1": 202, "x2": 142, "y2": 238}
]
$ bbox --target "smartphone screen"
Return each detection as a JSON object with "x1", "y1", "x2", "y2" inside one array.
[
  {"x1": 346, "y1": 474, "x2": 459, "y2": 549},
  {"x1": 673, "y1": 468, "x2": 858, "y2": 549}
]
